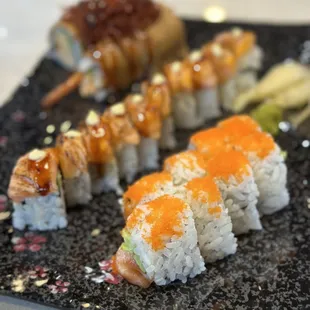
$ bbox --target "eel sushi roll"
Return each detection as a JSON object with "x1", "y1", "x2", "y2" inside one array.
[
  {"x1": 122, "y1": 172, "x2": 174, "y2": 219},
  {"x1": 163, "y1": 150, "x2": 207, "y2": 185},
  {"x1": 125, "y1": 94, "x2": 162, "y2": 171},
  {"x1": 215, "y1": 27, "x2": 263, "y2": 92},
  {"x1": 206, "y1": 150, "x2": 262, "y2": 235},
  {"x1": 80, "y1": 110, "x2": 122, "y2": 195},
  {"x1": 178, "y1": 176, "x2": 237, "y2": 262},
  {"x1": 114, "y1": 195, "x2": 206, "y2": 287},
  {"x1": 202, "y1": 43, "x2": 237, "y2": 111},
  {"x1": 103, "y1": 102, "x2": 140, "y2": 183},
  {"x1": 8, "y1": 149, "x2": 67, "y2": 231},
  {"x1": 164, "y1": 61, "x2": 204, "y2": 129},
  {"x1": 144, "y1": 73, "x2": 176, "y2": 150},
  {"x1": 188, "y1": 50, "x2": 221, "y2": 121},
  {"x1": 188, "y1": 127, "x2": 231, "y2": 157},
  {"x1": 56, "y1": 130, "x2": 92, "y2": 207},
  {"x1": 235, "y1": 131, "x2": 289, "y2": 215}
]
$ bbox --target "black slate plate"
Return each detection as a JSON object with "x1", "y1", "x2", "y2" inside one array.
[{"x1": 1, "y1": 20, "x2": 310, "y2": 310}]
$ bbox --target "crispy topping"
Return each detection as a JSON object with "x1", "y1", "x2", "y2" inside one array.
[
  {"x1": 111, "y1": 103, "x2": 126, "y2": 116},
  {"x1": 28, "y1": 149, "x2": 47, "y2": 162},
  {"x1": 206, "y1": 150, "x2": 250, "y2": 182},
  {"x1": 171, "y1": 61, "x2": 181, "y2": 72},
  {"x1": 152, "y1": 73, "x2": 166, "y2": 85},
  {"x1": 189, "y1": 50, "x2": 202, "y2": 63},
  {"x1": 237, "y1": 131, "x2": 276, "y2": 159},
  {"x1": 64, "y1": 130, "x2": 82, "y2": 138},
  {"x1": 185, "y1": 176, "x2": 222, "y2": 203},
  {"x1": 131, "y1": 94, "x2": 143, "y2": 104},
  {"x1": 232, "y1": 27, "x2": 243, "y2": 37},
  {"x1": 86, "y1": 110, "x2": 100, "y2": 126},
  {"x1": 211, "y1": 44, "x2": 223, "y2": 57}
]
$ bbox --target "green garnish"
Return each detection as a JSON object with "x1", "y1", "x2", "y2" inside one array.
[{"x1": 281, "y1": 150, "x2": 288, "y2": 160}]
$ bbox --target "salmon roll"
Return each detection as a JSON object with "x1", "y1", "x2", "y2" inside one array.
[
  {"x1": 115, "y1": 195, "x2": 205, "y2": 287},
  {"x1": 122, "y1": 172, "x2": 174, "y2": 219},
  {"x1": 125, "y1": 94, "x2": 162, "y2": 171},
  {"x1": 206, "y1": 150, "x2": 262, "y2": 235},
  {"x1": 177, "y1": 176, "x2": 237, "y2": 262},
  {"x1": 164, "y1": 61, "x2": 203, "y2": 129},
  {"x1": 188, "y1": 50, "x2": 220, "y2": 121},
  {"x1": 56, "y1": 130, "x2": 92, "y2": 207},
  {"x1": 163, "y1": 150, "x2": 207, "y2": 185},
  {"x1": 144, "y1": 73, "x2": 176, "y2": 150},
  {"x1": 203, "y1": 43, "x2": 237, "y2": 111},
  {"x1": 80, "y1": 110, "x2": 122, "y2": 195},
  {"x1": 235, "y1": 132, "x2": 289, "y2": 215},
  {"x1": 8, "y1": 149, "x2": 67, "y2": 231},
  {"x1": 103, "y1": 103, "x2": 140, "y2": 183},
  {"x1": 188, "y1": 127, "x2": 231, "y2": 158}
]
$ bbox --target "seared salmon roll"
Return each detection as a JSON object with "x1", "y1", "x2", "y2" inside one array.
[
  {"x1": 177, "y1": 176, "x2": 237, "y2": 262},
  {"x1": 206, "y1": 150, "x2": 262, "y2": 235},
  {"x1": 103, "y1": 103, "x2": 140, "y2": 183},
  {"x1": 125, "y1": 94, "x2": 162, "y2": 171},
  {"x1": 203, "y1": 43, "x2": 237, "y2": 111},
  {"x1": 234, "y1": 131, "x2": 289, "y2": 215},
  {"x1": 56, "y1": 130, "x2": 92, "y2": 207},
  {"x1": 144, "y1": 73, "x2": 176, "y2": 150},
  {"x1": 122, "y1": 172, "x2": 174, "y2": 220},
  {"x1": 163, "y1": 150, "x2": 207, "y2": 185},
  {"x1": 188, "y1": 50, "x2": 220, "y2": 121},
  {"x1": 8, "y1": 149, "x2": 67, "y2": 231},
  {"x1": 80, "y1": 110, "x2": 122, "y2": 195},
  {"x1": 115, "y1": 195, "x2": 205, "y2": 287},
  {"x1": 164, "y1": 61, "x2": 204, "y2": 129}
]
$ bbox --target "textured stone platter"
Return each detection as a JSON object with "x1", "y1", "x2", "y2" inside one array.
[{"x1": 0, "y1": 20, "x2": 310, "y2": 310}]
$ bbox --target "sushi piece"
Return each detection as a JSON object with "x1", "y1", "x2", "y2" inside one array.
[
  {"x1": 80, "y1": 110, "x2": 122, "y2": 195},
  {"x1": 115, "y1": 195, "x2": 205, "y2": 287},
  {"x1": 144, "y1": 73, "x2": 176, "y2": 150},
  {"x1": 235, "y1": 131, "x2": 289, "y2": 215},
  {"x1": 56, "y1": 130, "x2": 92, "y2": 207},
  {"x1": 188, "y1": 127, "x2": 231, "y2": 158},
  {"x1": 188, "y1": 50, "x2": 220, "y2": 120},
  {"x1": 103, "y1": 102, "x2": 140, "y2": 183},
  {"x1": 164, "y1": 61, "x2": 204, "y2": 129},
  {"x1": 178, "y1": 176, "x2": 237, "y2": 262},
  {"x1": 215, "y1": 27, "x2": 263, "y2": 92},
  {"x1": 8, "y1": 149, "x2": 67, "y2": 231},
  {"x1": 217, "y1": 114, "x2": 261, "y2": 138},
  {"x1": 122, "y1": 172, "x2": 174, "y2": 219},
  {"x1": 206, "y1": 150, "x2": 262, "y2": 235},
  {"x1": 203, "y1": 43, "x2": 237, "y2": 111},
  {"x1": 125, "y1": 94, "x2": 162, "y2": 170},
  {"x1": 163, "y1": 150, "x2": 207, "y2": 185}
]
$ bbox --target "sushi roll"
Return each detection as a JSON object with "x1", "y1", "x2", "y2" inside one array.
[
  {"x1": 177, "y1": 176, "x2": 237, "y2": 262},
  {"x1": 56, "y1": 130, "x2": 92, "y2": 207},
  {"x1": 80, "y1": 110, "x2": 122, "y2": 195},
  {"x1": 122, "y1": 172, "x2": 174, "y2": 219},
  {"x1": 144, "y1": 73, "x2": 176, "y2": 150},
  {"x1": 202, "y1": 43, "x2": 237, "y2": 111},
  {"x1": 188, "y1": 50, "x2": 220, "y2": 120},
  {"x1": 188, "y1": 127, "x2": 231, "y2": 158},
  {"x1": 114, "y1": 195, "x2": 205, "y2": 287},
  {"x1": 215, "y1": 28, "x2": 263, "y2": 92},
  {"x1": 8, "y1": 149, "x2": 67, "y2": 231},
  {"x1": 235, "y1": 131, "x2": 289, "y2": 215},
  {"x1": 163, "y1": 150, "x2": 207, "y2": 185},
  {"x1": 103, "y1": 102, "x2": 140, "y2": 183},
  {"x1": 164, "y1": 61, "x2": 204, "y2": 129},
  {"x1": 125, "y1": 94, "x2": 162, "y2": 171},
  {"x1": 206, "y1": 150, "x2": 262, "y2": 235}
]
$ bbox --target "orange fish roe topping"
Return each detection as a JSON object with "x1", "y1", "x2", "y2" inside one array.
[
  {"x1": 185, "y1": 176, "x2": 222, "y2": 203},
  {"x1": 206, "y1": 150, "x2": 250, "y2": 182},
  {"x1": 208, "y1": 205, "x2": 222, "y2": 217},
  {"x1": 124, "y1": 172, "x2": 172, "y2": 205},
  {"x1": 190, "y1": 128, "x2": 231, "y2": 156},
  {"x1": 164, "y1": 150, "x2": 206, "y2": 171},
  {"x1": 126, "y1": 207, "x2": 145, "y2": 230},
  {"x1": 144, "y1": 195, "x2": 186, "y2": 251},
  {"x1": 237, "y1": 132, "x2": 276, "y2": 159},
  {"x1": 217, "y1": 115, "x2": 260, "y2": 138}
]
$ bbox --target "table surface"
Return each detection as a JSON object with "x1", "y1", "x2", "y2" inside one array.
[{"x1": 0, "y1": 0, "x2": 310, "y2": 106}]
